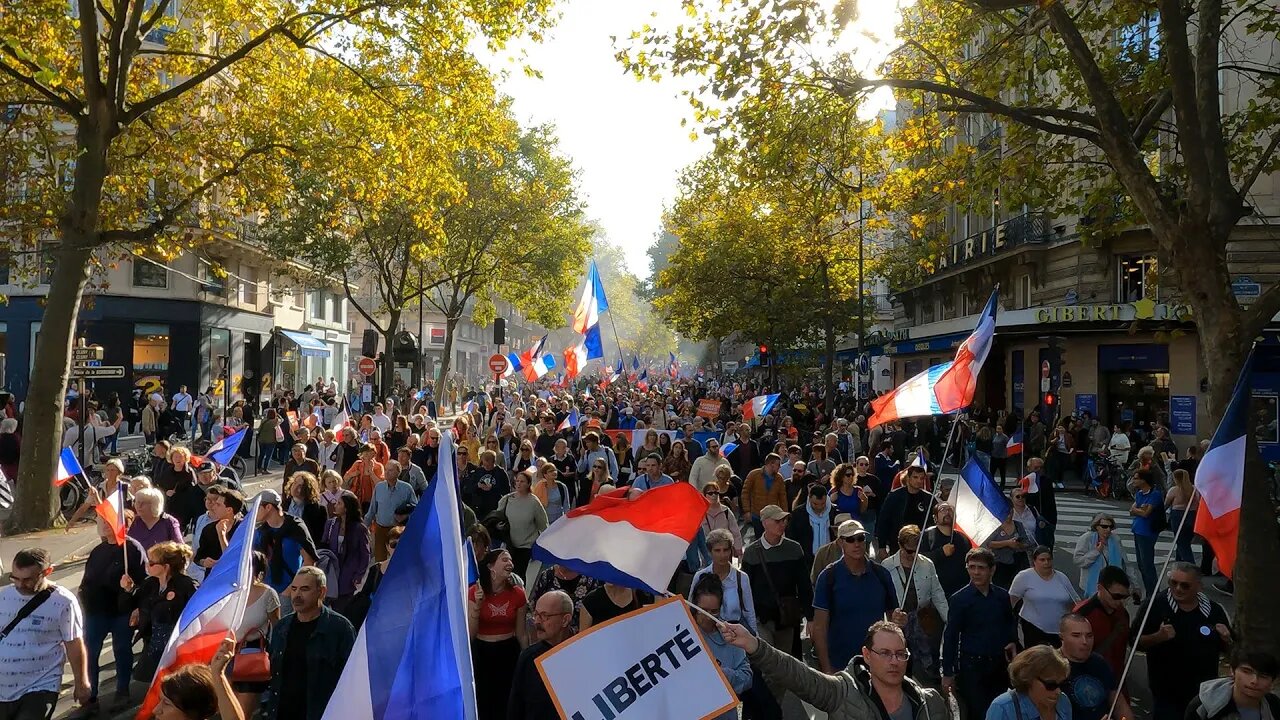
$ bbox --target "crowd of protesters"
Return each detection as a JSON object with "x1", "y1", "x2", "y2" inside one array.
[{"x1": 0, "y1": 371, "x2": 1267, "y2": 720}]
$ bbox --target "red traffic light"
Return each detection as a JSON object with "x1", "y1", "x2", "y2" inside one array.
[
  {"x1": 1044, "y1": 392, "x2": 1057, "y2": 406},
  {"x1": 759, "y1": 345, "x2": 768, "y2": 354}
]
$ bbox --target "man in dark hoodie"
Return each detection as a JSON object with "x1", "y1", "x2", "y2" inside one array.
[{"x1": 722, "y1": 619, "x2": 947, "y2": 720}]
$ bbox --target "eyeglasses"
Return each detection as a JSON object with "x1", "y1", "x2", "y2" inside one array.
[
  {"x1": 1097, "y1": 524, "x2": 1115, "y2": 529},
  {"x1": 867, "y1": 648, "x2": 911, "y2": 662},
  {"x1": 901, "y1": 547, "x2": 917, "y2": 555},
  {"x1": 1039, "y1": 678, "x2": 1065, "y2": 691},
  {"x1": 533, "y1": 610, "x2": 570, "y2": 621},
  {"x1": 704, "y1": 491, "x2": 721, "y2": 497},
  {"x1": 1169, "y1": 579, "x2": 1195, "y2": 590},
  {"x1": 1105, "y1": 588, "x2": 1131, "y2": 601},
  {"x1": 841, "y1": 534, "x2": 868, "y2": 544}
]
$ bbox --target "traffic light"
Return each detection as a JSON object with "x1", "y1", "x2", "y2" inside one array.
[
  {"x1": 759, "y1": 345, "x2": 770, "y2": 366},
  {"x1": 1044, "y1": 391, "x2": 1057, "y2": 409}
]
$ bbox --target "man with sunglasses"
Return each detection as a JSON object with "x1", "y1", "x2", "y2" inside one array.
[
  {"x1": 721, "y1": 619, "x2": 947, "y2": 720},
  {"x1": 1072, "y1": 565, "x2": 1134, "y2": 679},
  {"x1": 1137, "y1": 562, "x2": 1233, "y2": 720},
  {"x1": 813, "y1": 520, "x2": 902, "y2": 675},
  {"x1": 0, "y1": 548, "x2": 91, "y2": 720},
  {"x1": 689, "y1": 437, "x2": 730, "y2": 492}
]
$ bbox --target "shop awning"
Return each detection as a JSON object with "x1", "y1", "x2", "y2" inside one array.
[{"x1": 280, "y1": 330, "x2": 331, "y2": 358}]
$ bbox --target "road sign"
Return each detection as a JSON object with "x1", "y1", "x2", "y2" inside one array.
[
  {"x1": 357, "y1": 356, "x2": 376, "y2": 376},
  {"x1": 488, "y1": 354, "x2": 508, "y2": 374},
  {"x1": 72, "y1": 346, "x2": 103, "y2": 362},
  {"x1": 1232, "y1": 277, "x2": 1261, "y2": 303},
  {"x1": 70, "y1": 365, "x2": 125, "y2": 379},
  {"x1": 857, "y1": 353, "x2": 870, "y2": 375}
]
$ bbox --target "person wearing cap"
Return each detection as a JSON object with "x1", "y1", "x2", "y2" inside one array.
[
  {"x1": 254, "y1": 489, "x2": 319, "y2": 596},
  {"x1": 813, "y1": 519, "x2": 903, "y2": 674},
  {"x1": 741, "y1": 504, "x2": 812, "y2": 658},
  {"x1": 786, "y1": 485, "x2": 834, "y2": 572}
]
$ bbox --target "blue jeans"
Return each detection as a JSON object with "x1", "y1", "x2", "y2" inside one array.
[
  {"x1": 1135, "y1": 532, "x2": 1159, "y2": 595},
  {"x1": 258, "y1": 442, "x2": 276, "y2": 472},
  {"x1": 1168, "y1": 508, "x2": 1196, "y2": 563},
  {"x1": 84, "y1": 612, "x2": 133, "y2": 699}
]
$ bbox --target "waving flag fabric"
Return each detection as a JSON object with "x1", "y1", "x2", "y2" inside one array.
[
  {"x1": 521, "y1": 336, "x2": 551, "y2": 382},
  {"x1": 869, "y1": 289, "x2": 999, "y2": 428},
  {"x1": 953, "y1": 458, "x2": 1010, "y2": 545},
  {"x1": 564, "y1": 340, "x2": 589, "y2": 381},
  {"x1": 1006, "y1": 430, "x2": 1024, "y2": 456},
  {"x1": 573, "y1": 261, "x2": 609, "y2": 361},
  {"x1": 632, "y1": 356, "x2": 640, "y2": 372},
  {"x1": 322, "y1": 428, "x2": 477, "y2": 720},
  {"x1": 139, "y1": 495, "x2": 263, "y2": 720},
  {"x1": 533, "y1": 483, "x2": 709, "y2": 595},
  {"x1": 1194, "y1": 348, "x2": 1256, "y2": 579},
  {"x1": 191, "y1": 427, "x2": 248, "y2": 468},
  {"x1": 668, "y1": 352, "x2": 679, "y2": 379},
  {"x1": 743, "y1": 393, "x2": 781, "y2": 421},
  {"x1": 557, "y1": 409, "x2": 580, "y2": 433},
  {"x1": 54, "y1": 447, "x2": 83, "y2": 487},
  {"x1": 97, "y1": 484, "x2": 128, "y2": 544}
]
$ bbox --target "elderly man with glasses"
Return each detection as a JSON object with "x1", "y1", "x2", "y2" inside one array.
[{"x1": 1138, "y1": 562, "x2": 1233, "y2": 720}]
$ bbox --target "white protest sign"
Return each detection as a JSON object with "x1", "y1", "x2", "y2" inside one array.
[{"x1": 536, "y1": 596, "x2": 738, "y2": 720}]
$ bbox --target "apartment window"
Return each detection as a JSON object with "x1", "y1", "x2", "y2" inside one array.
[
  {"x1": 1017, "y1": 274, "x2": 1032, "y2": 309},
  {"x1": 1117, "y1": 254, "x2": 1159, "y2": 302},
  {"x1": 132, "y1": 258, "x2": 168, "y2": 288},
  {"x1": 0, "y1": 250, "x2": 9, "y2": 285},
  {"x1": 310, "y1": 290, "x2": 325, "y2": 320},
  {"x1": 239, "y1": 266, "x2": 259, "y2": 305},
  {"x1": 960, "y1": 291, "x2": 972, "y2": 317},
  {"x1": 269, "y1": 279, "x2": 285, "y2": 304},
  {"x1": 1119, "y1": 13, "x2": 1160, "y2": 60}
]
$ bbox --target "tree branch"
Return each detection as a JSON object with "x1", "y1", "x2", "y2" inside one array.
[
  {"x1": 1131, "y1": 89, "x2": 1173, "y2": 147},
  {"x1": 0, "y1": 56, "x2": 81, "y2": 115},
  {"x1": 832, "y1": 76, "x2": 1101, "y2": 141},
  {"x1": 343, "y1": 268, "x2": 387, "y2": 334},
  {"x1": 1238, "y1": 130, "x2": 1280, "y2": 201},
  {"x1": 97, "y1": 142, "x2": 291, "y2": 246},
  {"x1": 122, "y1": 2, "x2": 385, "y2": 124}
]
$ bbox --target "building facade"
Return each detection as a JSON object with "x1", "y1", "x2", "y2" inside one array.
[{"x1": 0, "y1": 240, "x2": 351, "y2": 411}]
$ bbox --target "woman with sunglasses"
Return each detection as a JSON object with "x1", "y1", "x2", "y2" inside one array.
[
  {"x1": 986, "y1": 645, "x2": 1071, "y2": 720},
  {"x1": 1009, "y1": 546, "x2": 1080, "y2": 648},
  {"x1": 1072, "y1": 512, "x2": 1129, "y2": 592},
  {"x1": 483, "y1": 436, "x2": 507, "y2": 470},
  {"x1": 828, "y1": 463, "x2": 866, "y2": 523},
  {"x1": 123, "y1": 541, "x2": 198, "y2": 683}
]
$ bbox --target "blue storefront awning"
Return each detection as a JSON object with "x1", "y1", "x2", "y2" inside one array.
[{"x1": 280, "y1": 330, "x2": 331, "y2": 358}]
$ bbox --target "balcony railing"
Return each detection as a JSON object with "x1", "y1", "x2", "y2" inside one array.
[{"x1": 932, "y1": 211, "x2": 1050, "y2": 275}]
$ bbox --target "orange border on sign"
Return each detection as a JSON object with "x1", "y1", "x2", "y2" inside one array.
[{"x1": 533, "y1": 594, "x2": 739, "y2": 720}]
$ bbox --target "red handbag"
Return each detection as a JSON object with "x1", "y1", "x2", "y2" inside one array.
[{"x1": 229, "y1": 637, "x2": 271, "y2": 683}]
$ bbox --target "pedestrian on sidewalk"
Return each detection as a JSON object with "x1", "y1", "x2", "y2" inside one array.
[{"x1": 76, "y1": 515, "x2": 147, "y2": 717}]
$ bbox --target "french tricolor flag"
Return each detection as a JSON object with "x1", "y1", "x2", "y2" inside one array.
[
  {"x1": 190, "y1": 427, "x2": 248, "y2": 468},
  {"x1": 503, "y1": 353, "x2": 522, "y2": 379},
  {"x1": 573, "y1": 261, "x2": 609, "y2": 361},
  {"x1": 54, "y1": 447, "x2": 83, "y2": 487},
  {"x1": 557, "y1": 409, "x2": 579, "y2": 433},
  {"x1": 97, "y1": 484, "x2": 128, "y2": 544},
  {"x1": 1194, "y1": 348, "x2": 1255, "y2": 579},
  {"x1": 532, "y1": 483, "x2": 709, "y2": 594},
  {"x1": 870, "y1": 289, "x2": 999, "y2": 428},
  {"x1": 563, "y1": 340, "x2": 588, "y2": 381},
  {"x1": 1006, "y1": 429, "x2": 1024, "y2": 456},
  {"x1": 953, "y1": 457, "x2": 1011, "y2": 545},
  {"x1": 521, "y1": 335, "x2": 550, "y2": 382},
  {"x1": 743, "y1": 393, "x2": 780, "y2": 421},
  {"x1": 138, "y1": 494, "x2": 263, "y2": 720}
]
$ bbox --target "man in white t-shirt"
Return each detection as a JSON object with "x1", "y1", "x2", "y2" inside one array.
[
  {"x1": 1108, "y1": 424, "x2": 1132, "y2": 466},
  {"x1": 370, "y1": 403, "x2": 392, "y2": 433},
  {"x1": 0, "y1": 548, "x2": 89, "y2": 719},
  {"x1": 171, "y1": 385, "x2": 192, "y2": 439}
]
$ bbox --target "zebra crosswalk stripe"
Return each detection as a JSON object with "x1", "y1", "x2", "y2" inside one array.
[{"x1": 1051, "y1": 495, "x2": 1176, "y2": 565}]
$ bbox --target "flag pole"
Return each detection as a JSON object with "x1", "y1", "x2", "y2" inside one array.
[
  {"x1": 899, "y1": 412, "x2": 967, "y2": 604},
  {"x1": 1104, "y1": 489, "x2": 1200, "y2": 720}
]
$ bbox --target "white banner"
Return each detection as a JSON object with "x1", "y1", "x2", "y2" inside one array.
[{"x1": 536, "y1": 596, "x2": 737, "y2": 720}]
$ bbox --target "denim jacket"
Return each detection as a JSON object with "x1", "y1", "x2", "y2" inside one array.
[{"x1": 263, "y1": 606, "x2": 356, "y2": 720}]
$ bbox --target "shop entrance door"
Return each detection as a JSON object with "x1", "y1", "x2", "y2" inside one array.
[{"x1": 1104, "y1": 371, "x2": 1169, "y2": 433}]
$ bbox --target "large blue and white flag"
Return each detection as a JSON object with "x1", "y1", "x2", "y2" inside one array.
[
  {"x1": 321, "y1": 427, "x2": 477, "y2": 720},
  {"x1": 953, "y1": 457, "x2": 1011, "y2": 545}
]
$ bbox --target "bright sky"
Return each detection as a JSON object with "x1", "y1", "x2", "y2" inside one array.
[{"x1": 488, "y1": 0, "x2": 906, "y2": 277}]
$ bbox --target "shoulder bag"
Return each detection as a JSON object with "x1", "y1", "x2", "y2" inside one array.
[
  {"x1": 229, "y1": 635, "x2": 272, "y2": 683},
  {"x1": 0, "y1": 587, "x2": 55, "y2": 642},
  {"x1": 757, "y1": 545, "x2": 804, "y2": 628}
]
